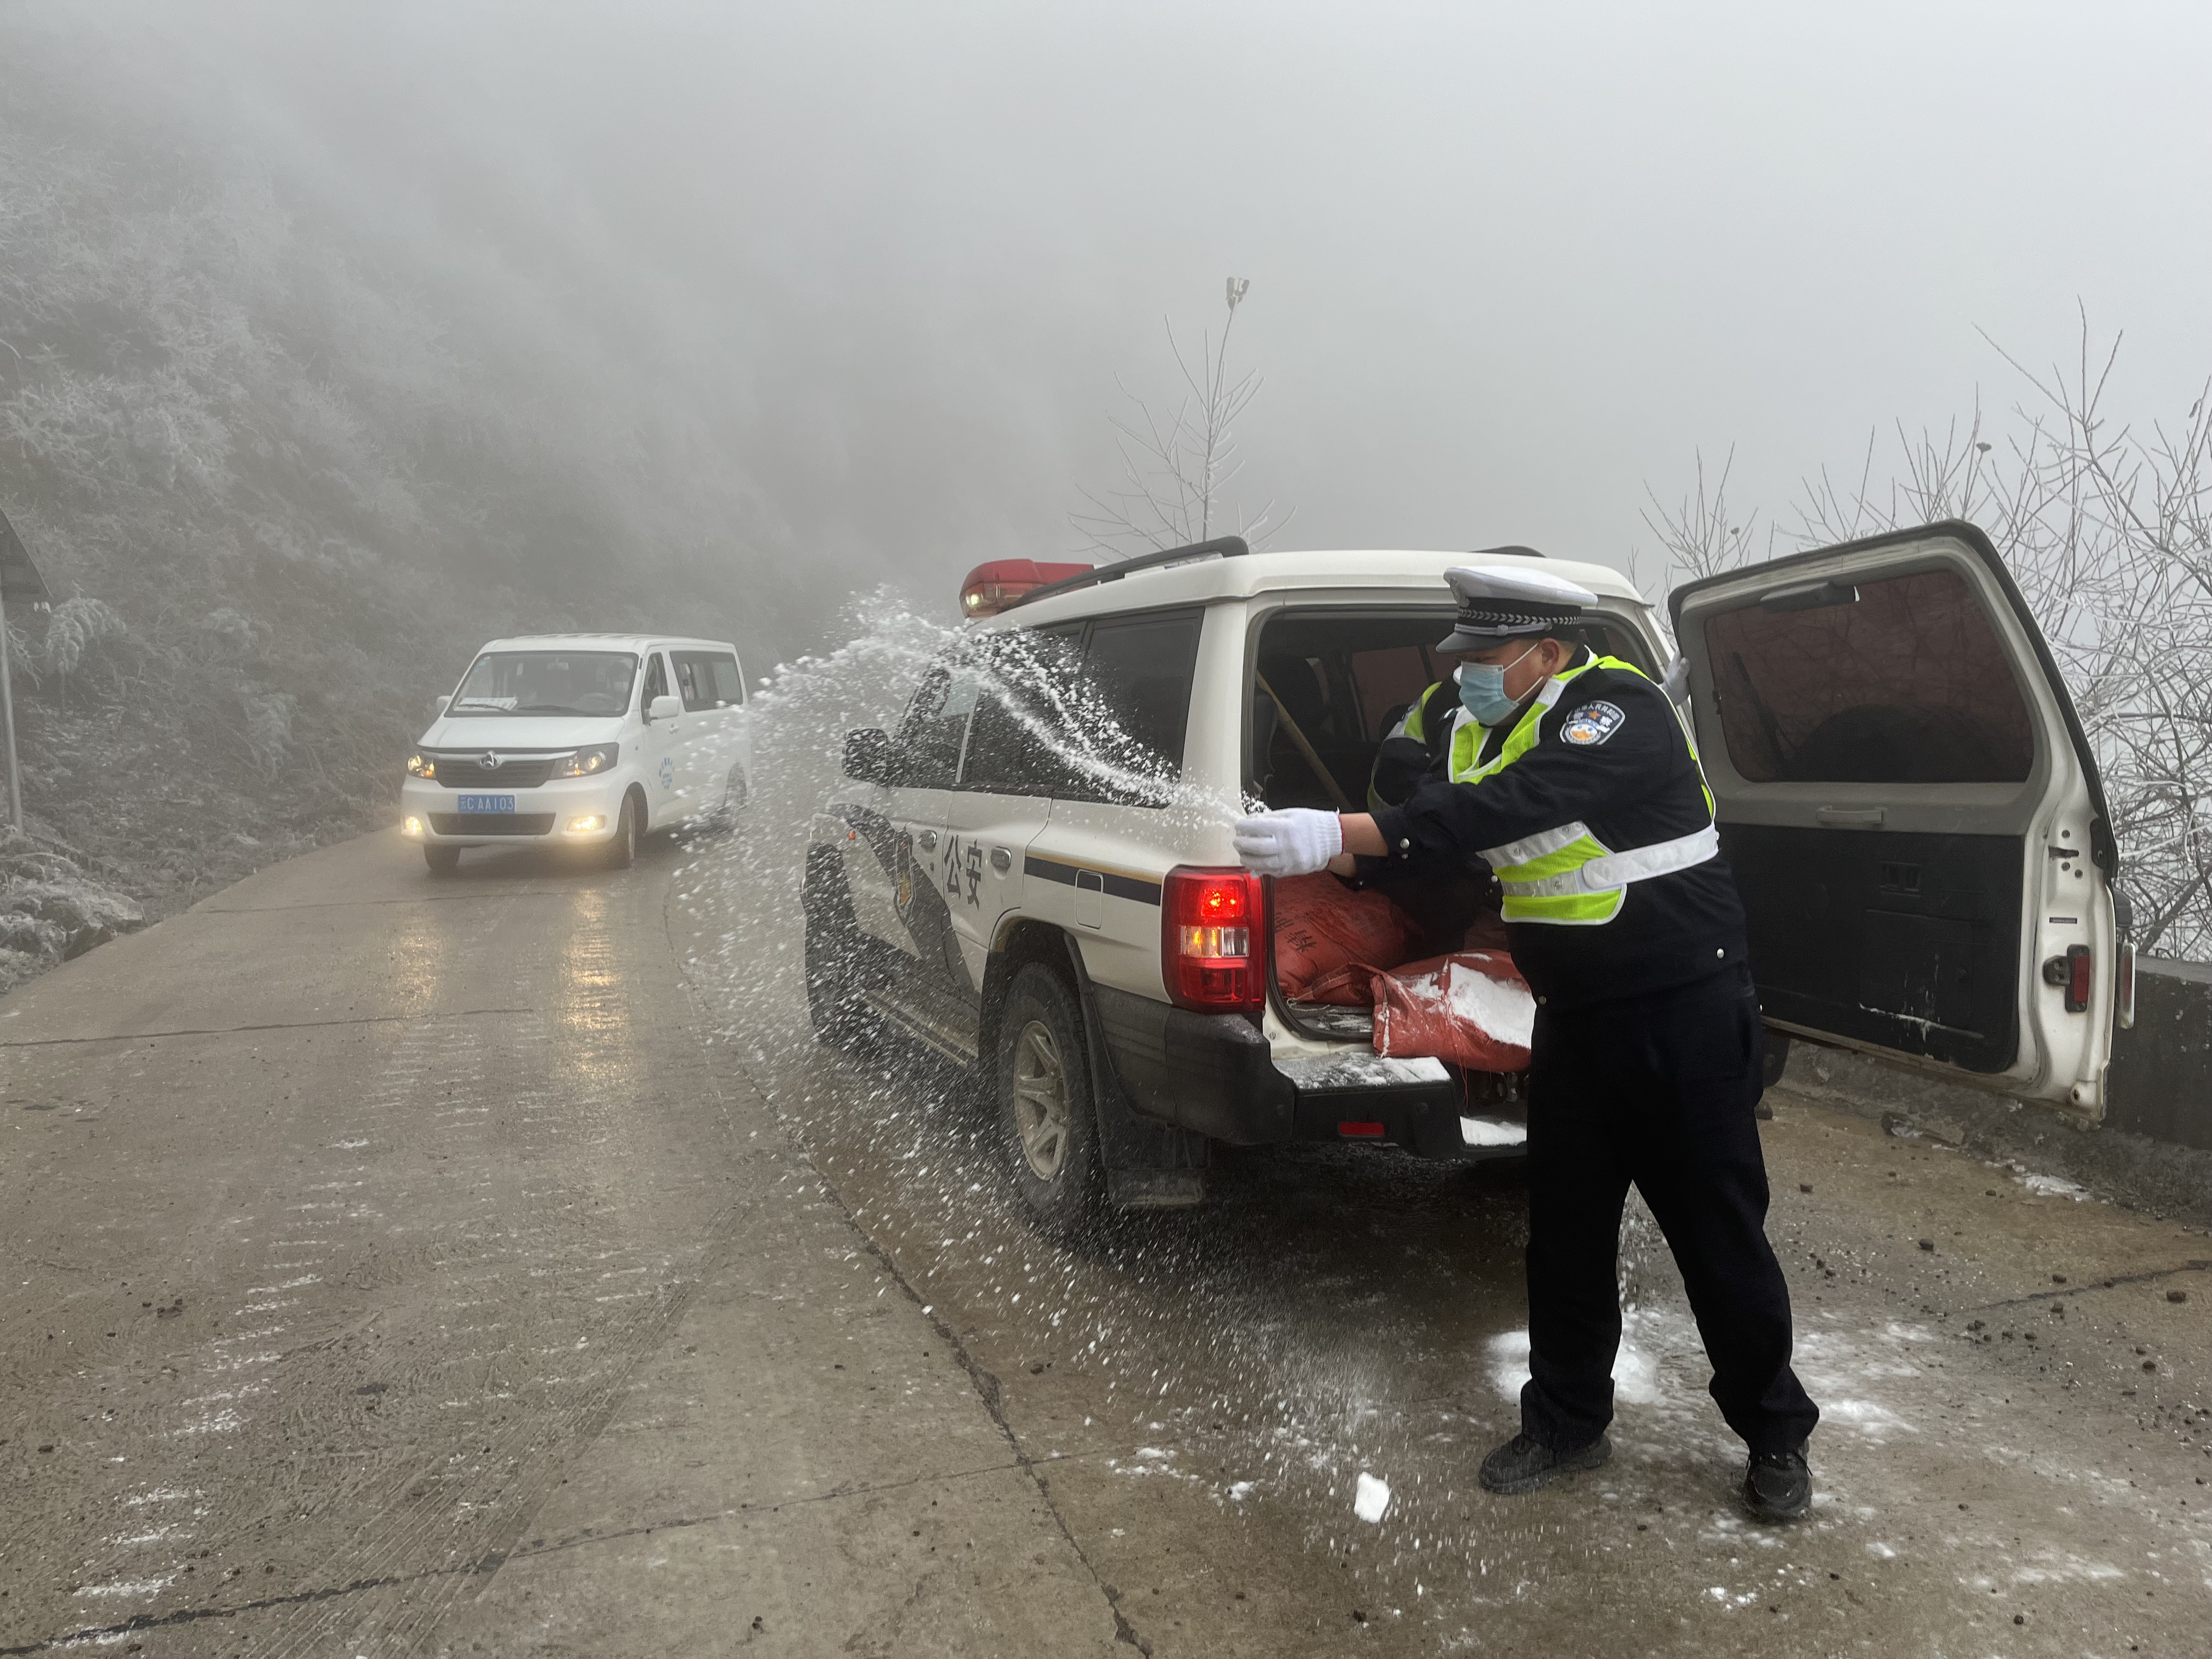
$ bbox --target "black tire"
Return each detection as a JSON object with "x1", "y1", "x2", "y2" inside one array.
[
  {"x1": 706, "y1": 766, "x2": 747, "y2": 833},
  {"x1": 996, "y1": 963, "x2": 1107, "y2": 1235},
  {"x1": 603, "y1": 792, "x2": 641, "y2": 870},
  {"x1": 803, "y1": 849, "x2": 879, "y2": 1051},
  {"x1": 424, "y1": 845, "x2": 461, "y2": 876}
]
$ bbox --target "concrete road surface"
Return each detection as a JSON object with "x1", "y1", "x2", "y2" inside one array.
[{"x1": 2, "y1": 828, "x2": 2207, "y2": 1657}]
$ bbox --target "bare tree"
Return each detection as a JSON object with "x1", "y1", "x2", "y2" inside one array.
[
  {"x1": 1643, "y1": 314, "x2": 2212, "y2": 960},
  {"x1": 1072, "y1": 278, "x2": 1289, "y2": 557}
]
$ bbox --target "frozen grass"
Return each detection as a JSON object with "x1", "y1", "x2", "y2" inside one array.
[{"x1": 0, "y1": 826, "x2": 142, "y2": 991}]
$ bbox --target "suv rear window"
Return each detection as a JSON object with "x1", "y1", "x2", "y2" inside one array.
[{"x1": 1701, "y1": 567, "x2": 2035, "y2": 783}]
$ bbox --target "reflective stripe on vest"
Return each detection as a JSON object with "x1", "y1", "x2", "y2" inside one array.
[{"x1": 1448, "y1": 656, "x2": 1718, "y2": 926}]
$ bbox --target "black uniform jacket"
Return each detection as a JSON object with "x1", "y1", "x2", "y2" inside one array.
[{"x1": 1368, "y1": 653, "x2": 1749, "y2": 1012}]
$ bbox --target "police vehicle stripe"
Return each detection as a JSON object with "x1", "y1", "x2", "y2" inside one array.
[{"x1": 1022, "y1": 854, "x2": 1163, "y2": 906}]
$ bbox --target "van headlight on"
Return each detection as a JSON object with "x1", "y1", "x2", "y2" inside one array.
[
  {"x1": 553, "y1": 743, "x2": 622, "y2": 778},
  {"x1": 406, "y1": 752, "x2": 436, "y2": 778}
]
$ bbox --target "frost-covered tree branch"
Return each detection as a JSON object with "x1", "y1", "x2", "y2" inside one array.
[{"x1": 1071, "y1": 277, "x2": 1291, "y2": 558}]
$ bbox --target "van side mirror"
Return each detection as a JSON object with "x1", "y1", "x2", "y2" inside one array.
[
  {"x1": 431, "y1": 694, "x2": 450, "y2": 717},
  {"x1": 843, "y1": 727, "x2": 892, "y2": 783},
  {"x1": 647, "y1": 694, "x2": 683, "y2": 723}
]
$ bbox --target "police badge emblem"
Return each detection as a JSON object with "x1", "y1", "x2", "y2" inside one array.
[{"x1": 1561, "y1": 701, "x2": 1626, "y2": 746}]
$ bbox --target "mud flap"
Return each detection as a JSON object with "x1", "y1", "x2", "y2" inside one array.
[{"x1": 1058, "y1": 937, "x2": 1209, "y2": 1207}]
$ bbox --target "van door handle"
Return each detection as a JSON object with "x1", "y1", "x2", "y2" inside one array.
[
  {"x1": 990, "y1": 846, "x2": 1013, "y2": 874},
  {"x1": 916, "y1": 830, "x2": 938, "y2": 850},
  {"x1": 1815, "y1": 806, "x2": 1884, "y2": 829}
]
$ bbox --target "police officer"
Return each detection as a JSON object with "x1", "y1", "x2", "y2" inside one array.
[{"x1": 1233, "y1": 562, "x2": 1819, "y2": 1522}]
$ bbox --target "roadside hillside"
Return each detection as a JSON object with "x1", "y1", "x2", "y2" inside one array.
[{"x1": 0, "y1": 22, "x2": 821, "y2": 924}]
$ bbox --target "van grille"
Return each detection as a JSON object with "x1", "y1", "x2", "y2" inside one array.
[
  {"x1": 430, "y1": 813, "x2": 556, "y2": 837},
  {"x1": 428, "y1": 754, "x2": 562, "y2": 789}
]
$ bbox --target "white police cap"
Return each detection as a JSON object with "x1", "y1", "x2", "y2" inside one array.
[{"x1": 1438, "y1": 558, "x2": 1599, "y2": 650}]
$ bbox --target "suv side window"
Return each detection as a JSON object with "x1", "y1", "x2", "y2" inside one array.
[
  {"x1": 893, "y1": 663, "x2": 977, "y2": 788},
  {"x1": 642, "y1": 652, "x2": 669, "y2": 710}
]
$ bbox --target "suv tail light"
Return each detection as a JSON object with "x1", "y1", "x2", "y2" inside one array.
[
  {"x1": 960, "y1": 558, "x2": 1093, "y2": 618},
  {"x1": 2044, "y1": 944, "x2": 2093, "y2": 1014},
  {"x1": 2117, "y1": 938, "x2": 2136, "y2": 1029},
  {"x1": 1162, "y1": 866, "x2": 1264, "y2": 1013}
]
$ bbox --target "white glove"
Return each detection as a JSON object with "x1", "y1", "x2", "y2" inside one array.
[{"x1": 1232, "y1": 809, "x2": 1344, "y2": 877}]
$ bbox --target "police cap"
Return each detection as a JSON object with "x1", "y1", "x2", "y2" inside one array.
[{"x1": 1437, "y1": 557, "x2": 1599, "y2": 651}]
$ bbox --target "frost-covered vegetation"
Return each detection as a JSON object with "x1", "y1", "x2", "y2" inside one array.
[
  {"x1": 0, "y1": 827, "x2": 142, "y2": 991},
  {"x1": 0, "y1": 14, "x2": 816, "y2": 943}
]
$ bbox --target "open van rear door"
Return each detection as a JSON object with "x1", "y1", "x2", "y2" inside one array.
[{"x1": 1671, "y1": 520, "x2": 2119, "y2": 1114}]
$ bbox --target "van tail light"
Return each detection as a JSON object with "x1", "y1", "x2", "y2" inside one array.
[
  {"x1": 1162, "y1": 866, "x2": 1264, "y2": 1013},
  {"x1": 2117, "y1": 939, "x2": 2136, "y2": 1029},
  {"x1": 960, "y1": 558, "x2": 1093, "y2": 618}
]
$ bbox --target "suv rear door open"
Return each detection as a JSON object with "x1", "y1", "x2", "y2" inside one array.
[{"x1": 1672, "y1": 520, "x2": 2119, "y2": 1113}]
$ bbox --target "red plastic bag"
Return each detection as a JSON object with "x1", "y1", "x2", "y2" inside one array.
[
  {"x1": 1272, "y1": 873, "x2": 1423, "y2": 1000},
  {"x1": 1369, "y1": 951, "x2": 1535, "y2": 1072}
]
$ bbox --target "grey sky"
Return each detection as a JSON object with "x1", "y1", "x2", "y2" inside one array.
[{"x1": 106, "y1": 1, "x2": 2212, "y2": 628}]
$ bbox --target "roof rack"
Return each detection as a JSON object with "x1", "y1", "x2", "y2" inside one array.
[{"x1": 1001, "y1": 535, "x2": 1250, "y2": 612}]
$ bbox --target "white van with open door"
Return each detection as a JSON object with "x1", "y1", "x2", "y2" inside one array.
[{"x1": 1671, "y1": 520, "x2": 2127, "y2": 1114}]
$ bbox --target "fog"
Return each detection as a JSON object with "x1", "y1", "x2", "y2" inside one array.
[{"x1": 29, "y1": 2, "x2": 2212, "y2": 614}]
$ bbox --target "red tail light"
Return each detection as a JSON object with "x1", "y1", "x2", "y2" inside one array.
[
  {"x1": 2066, "y1": 943, "x2": 2092, "y2": 1014},
  {"x1": 960, "y1": 558, "x2": 1093, "y2": 618},
  {"x1": 1162, "y1": 866, "x2": 1265, "y2": 1013}
]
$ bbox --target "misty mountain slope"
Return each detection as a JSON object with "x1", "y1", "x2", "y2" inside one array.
[{"x1": 0, "y1": 23, "x2": 816, "y2": 921}]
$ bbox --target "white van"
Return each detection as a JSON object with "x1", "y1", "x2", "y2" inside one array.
[
  {"x1": 401, "y1": 633, "x2": 750, "y2": 874},
  {"x1": 804, "y1": 529, "x2": 2129, "y2": 1228}
]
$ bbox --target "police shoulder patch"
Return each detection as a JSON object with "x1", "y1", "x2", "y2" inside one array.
[{"x1": 1560, "y1": 701, "x2": 1626, "y2": 746}]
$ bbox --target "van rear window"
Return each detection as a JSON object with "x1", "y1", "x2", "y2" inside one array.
[{"x1": 1701, "y1": 567, "x2": 2034, "y2": 783}]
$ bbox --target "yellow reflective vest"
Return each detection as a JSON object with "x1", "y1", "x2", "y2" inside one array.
[{"x1": 1444, "y1": 656, "x2": 1720, "y2": 926}]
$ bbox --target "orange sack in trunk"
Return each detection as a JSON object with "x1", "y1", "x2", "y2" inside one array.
[
  {"x1": 1271, "y1": 873, "x2": 1423, "y2": 1002},
  {"x1": 1367, "y1": 951, "x2": 1536, "y2": 1073}
]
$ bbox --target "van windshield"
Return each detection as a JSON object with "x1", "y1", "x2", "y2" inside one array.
[{"x1": 448, "y1": 651, "x2": 639, "y2": 718}]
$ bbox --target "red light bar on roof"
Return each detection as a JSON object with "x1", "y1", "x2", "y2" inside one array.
[{"x1": 961, "y1": 559, "x2": 1093, "y2": 618}]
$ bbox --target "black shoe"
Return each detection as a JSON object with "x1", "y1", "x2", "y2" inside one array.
[
  {"x1": 1742, "y1": 1447, "x2": 1812, "y2": 1521},
  {"x1": 1477, "y1": 1432, "x2": 1612, "y2": 1496}
]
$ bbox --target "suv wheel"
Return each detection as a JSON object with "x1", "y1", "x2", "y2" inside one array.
[
  {"x1": 803, "y1": 849, "x2": 879, "y2": 1051},
  {"x1": 603, "y1": 792, "x2": 641, "y2": 870},
  {"x1": 424, "y1": 845, "x2": 461, "y2": 876},
  {"x1": 997, "y1": 963, "x2": 1105, "y2": 1234}
]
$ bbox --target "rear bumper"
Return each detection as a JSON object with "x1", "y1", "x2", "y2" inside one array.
[{"x1": 1091, "y1": 984, "x2": 1523, "y2": 1161}]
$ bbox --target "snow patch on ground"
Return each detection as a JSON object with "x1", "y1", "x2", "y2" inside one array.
[
  {"x1": 2013, "y1": 1170, "x2": 2092, "y2": 1201},
  {"x1": 1353, "y1": 1471, "x2": 1392, "y2": 1522},
  {"x1": 1483, "y1": 1313, "x2": 1664, "y2": 1407}
]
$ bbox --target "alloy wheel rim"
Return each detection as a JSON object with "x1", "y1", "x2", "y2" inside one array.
[{"x1": 1011, "y1": 1018, "x2": 1070, "y2": 1180}]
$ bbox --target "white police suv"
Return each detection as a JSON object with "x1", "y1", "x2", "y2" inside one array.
[
  {"x1": 804, "y1": 531, "x2": 2126, "y2": 1229},
  {"x1": 402, "y1": 633, "x2": 750, "y2": 874}
]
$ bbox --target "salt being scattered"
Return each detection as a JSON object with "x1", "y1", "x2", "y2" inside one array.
[{"x1": 1353, "y1": 1471, "x2": 1391, "y2": 1522}]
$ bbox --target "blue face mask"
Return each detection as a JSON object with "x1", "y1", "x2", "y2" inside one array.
[{"x1": 1458, "y1": 645, "x2": 1538, "y2": 726}]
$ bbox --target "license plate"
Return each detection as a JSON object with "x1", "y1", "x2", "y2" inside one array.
[{"x1": 456, "y1": 794, "x2": 517, "y2": 813}]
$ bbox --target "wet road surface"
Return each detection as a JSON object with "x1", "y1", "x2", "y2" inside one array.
[{"x1": 3, "y1": 828, "x2": 2209, "y2": 1656}]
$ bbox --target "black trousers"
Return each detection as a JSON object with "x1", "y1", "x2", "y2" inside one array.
[{"x1": 1519, "y1": 966, "x2": 1820, "y2": 1455}]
